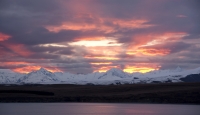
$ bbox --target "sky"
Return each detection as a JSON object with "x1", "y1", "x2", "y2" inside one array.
[{"x1": 0, "y1": 0, "x2": 200, "y2": 74}]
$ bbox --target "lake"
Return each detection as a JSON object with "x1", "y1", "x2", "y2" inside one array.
[{"x1": 0, "y1": 103, "x2": 200, "y2": 115}]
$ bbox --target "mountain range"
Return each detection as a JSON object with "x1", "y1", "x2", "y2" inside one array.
[{"x1": 0, "y1": 67, "x2": 200, "y2": 85}]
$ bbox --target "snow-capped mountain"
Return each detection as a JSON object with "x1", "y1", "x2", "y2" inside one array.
[
  {"x1": 98, "y1": 68, "x2": 131, "y2": 79},
  {"x1": 18, "y1": 68, "x2": 59, "y2": 84},
  {"x1": 0, "y1": 67, "x2": 200, "y2": 85},
  {"x1": 0, "y1": 69, "x2": 23, "y2": 84}
]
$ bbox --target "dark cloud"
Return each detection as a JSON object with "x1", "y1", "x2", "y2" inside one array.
[{"x1": 9, "y1": 28, "x2": 82, "y2": 45}]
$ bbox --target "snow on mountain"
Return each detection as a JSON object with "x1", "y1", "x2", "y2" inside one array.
[
  {"x1": 0, "y1": 69, "x2": 23, "y2": 84},
  {"x1": 0, "y1": 67, "x2": 200, "y2": 85},
  {"x1": 0, "y1": 73, "x2": 10, "y2": 84},
  {"x1": 173, "y1": 66, "x2": 183, "y2": 72},
  {"x1": 0, "y1": 69, "x2": 14, "y2": 73},
  {"x1": 130, "y1": 67, "x2": 191, "y2": 83},
  {"x1": 98, "y1": 68, "x2": 131, "y2": 79},
  {"x1": 18, "y1": 68, "x2": 59, "y2": 84}
]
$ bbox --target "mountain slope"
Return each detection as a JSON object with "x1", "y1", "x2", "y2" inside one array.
[
  {"x1": 0, "y1": 69, "x2": 23, "y2": 84},
  {"x1": 18, "y1": 68, "x2": 59, "y2": 84}
]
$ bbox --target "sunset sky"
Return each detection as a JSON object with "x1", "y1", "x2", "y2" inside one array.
[{"x1": 0, "y1": 0, "x2": 200, "y2": 74}]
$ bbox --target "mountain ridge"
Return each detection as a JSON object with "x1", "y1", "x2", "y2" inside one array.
[{"x1": 0, "y1": 67, "x2": 200, "y2": 85}]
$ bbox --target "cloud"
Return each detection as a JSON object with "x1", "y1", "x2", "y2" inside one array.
[
  {"x1": 0, "y1": 0, "x2": 199, "y2": 73},
  {"x1": 0, "y1": 32, "x2": 10, "y2": 41}
]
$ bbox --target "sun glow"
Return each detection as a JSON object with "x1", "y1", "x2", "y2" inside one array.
[
  {"x1": 74, "y1": 37, "x2": 105, "y2": 41},
  {"x1": 123, "y1": 65, "x2": 159, "y2": 73},
  {"x1": 69, "y1": 38, "x2": 122, "y2": 47},
  {"x1": 124, "y1": 67, "x2": 155, "y2": 73}
]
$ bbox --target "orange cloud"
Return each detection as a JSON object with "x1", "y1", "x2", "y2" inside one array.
[
  {"x1": 4, "y1": 43, "x2": 33, "y2": 57},
  {"x1": 132, "y1": 32, "x2": 188, "y2": 47},
  {"x1": 139, "y1": 48, "x2": 170, "y2": 56},
  {"x1": 45, "y1": 3, "x2": 153, "y2": 34},
  {"x1": 62, "y1": 0, "x2": 94, "y2": 16},
  {"x1": 13, "y1": 66, "x2": 41, "y2": 73},
  {"x1": 46, "y1": 23, "x2": 96, "y2": 32},
  {"x1": 0, "y1": 33, "x2": 11, "y2": 41},
  {"x1": 127, "y1": 48, "x2": 170, "y2": 56},
  {"x1": 2, "y1": 61, "x2": 62, "y2": 74},
  {"x1": 126, "y1": 32, "x2": 188, "y2": 56},
  {"x1": 46, "y1": 21, "x2": 115, "y2": 33},
  {"x1": 45, "y1": 18, "x2": 152, "y2": 33},
  {"x1": 112, "y1": 19, "x2": 154, "y2": 29},
  {"x1": 4, "y1": 61, "x2": 29, "y2": 65},
  {"x1": 139, "y1": 32, "x2": 188, "y2": 47},
  {"x1": 13, "y1": 66, "x2": 62, "y2": 74}
]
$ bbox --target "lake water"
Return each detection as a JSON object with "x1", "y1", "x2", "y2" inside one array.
[{"x1": 0, "y1": 103, "x2": 200, "y2": 115}]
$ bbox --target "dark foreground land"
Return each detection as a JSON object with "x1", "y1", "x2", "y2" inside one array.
[{"x1": 0, "y1": 82, "x2": 200, "y2": 104}]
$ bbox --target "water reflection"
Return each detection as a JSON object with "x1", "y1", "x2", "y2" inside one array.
[{"x1": 0, "y1": 103, "x2": 200, "y2": 115}]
